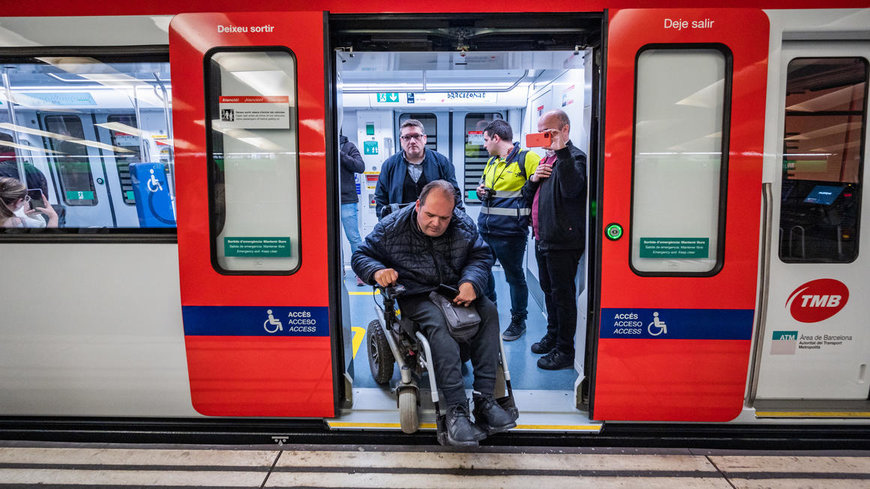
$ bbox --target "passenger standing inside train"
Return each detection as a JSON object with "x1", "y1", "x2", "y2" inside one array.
[
  {"x1": 0, "y1": 176, "x2": 58, "y2": 228},
  {"x1": 374, "y1": 119, "x2": 463, "y2": 219},
  {"x1": 339, "y1": 133, "x2": 366, "y2": 286},
  {"x1": 352, "y1": 180, "x2": 516, "y2": 447},
  {"x1": 476, "y1": 120, "x2": 540, "y2": 341},
  {"x1": 522, "y1": 109, "x2": 587, "y2": 370}
]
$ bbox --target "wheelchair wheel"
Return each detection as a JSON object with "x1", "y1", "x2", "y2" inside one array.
[
  {"x1": 398, "y1": 388, "x2": 419, "y2": 434},
  {"x1": 367, "y1": 319, "x2": 394, "y2": 385}
]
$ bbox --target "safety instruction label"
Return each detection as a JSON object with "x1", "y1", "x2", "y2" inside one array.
[
  {"x1": 467, "y1": 130, "x2": 484, "y2": 146},
  {"x1": 364, "y1": 171, "x2": 379, "y2": 189},
  {"x1": 639, "y1": 237, "x2": 709, "y2": 258},
  {"x1": 217, "y1": 96, "x2": 290, "y2": 129},
  {"x1": 363, "y1": 140, "x2": 379, "y2": 155},
  {"x1": 224, "y1": 237, "x2": 291, "y2": 257}
]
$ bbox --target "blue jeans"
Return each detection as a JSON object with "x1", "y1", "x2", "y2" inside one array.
[
  {"x1": 341, "y1": 203, "x2": 362, "y2": 254},
  {"x1": 482, "y1": 234, "x2": 528, "y2": 320}
]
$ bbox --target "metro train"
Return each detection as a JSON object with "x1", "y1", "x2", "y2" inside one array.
[{"x1": 0, "y1": 1, "x2": 868, "y2": 440}]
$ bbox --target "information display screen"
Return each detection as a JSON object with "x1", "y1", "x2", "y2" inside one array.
[{"x1": 803, "y1": 185, "x2": 844, "y2": 206}]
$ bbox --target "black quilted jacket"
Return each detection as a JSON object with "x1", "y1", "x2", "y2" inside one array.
[{"x1": 351, "y1": 205, "x2": 494, "y2": 297}]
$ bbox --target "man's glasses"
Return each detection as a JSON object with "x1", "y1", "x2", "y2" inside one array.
[{"x1": 400, "y1": 133, "x2": 424, "y2": 141}]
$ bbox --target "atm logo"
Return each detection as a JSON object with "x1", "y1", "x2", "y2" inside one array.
[
  {"x1": 786, "y1": 279, "x2": 849, "y2": 323},
  {"x1": 771, "y1": 330, "x2": 798, "y2": 355}
]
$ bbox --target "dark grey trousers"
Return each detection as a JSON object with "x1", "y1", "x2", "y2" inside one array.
[{"x1": 399, "y1": 293, "x2": 499, "y2": 407}]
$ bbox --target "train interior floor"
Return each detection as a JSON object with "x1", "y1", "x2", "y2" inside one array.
[{"x1": 332, "y1": 268, "x2": 600, "y2": 433}]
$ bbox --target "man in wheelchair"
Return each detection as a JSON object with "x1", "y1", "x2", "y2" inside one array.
[{"x1": 352, "y1": 180, "x2": 517, "y2": 446}]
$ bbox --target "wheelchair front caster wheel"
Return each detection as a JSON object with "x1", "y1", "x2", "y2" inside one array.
[{"x1": 398, "y1": 388, "x2": 419, "y2": 433}]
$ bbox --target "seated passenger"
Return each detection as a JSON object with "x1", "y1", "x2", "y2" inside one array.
[
  {"x1": 352, "y1": 180, "x2": 516, "y2": 446},
  {"x1": 0, "y1": 177, "x2": 58, "y2": 228}
]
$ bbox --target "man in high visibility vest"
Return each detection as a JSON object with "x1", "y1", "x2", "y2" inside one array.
[{"x1": 476, "y1": 120, "x2": 540, "y2": 341}]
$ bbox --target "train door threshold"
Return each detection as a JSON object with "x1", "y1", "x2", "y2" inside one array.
[{"x1": 327, "y1": 387, "x2": 602, "y2": 433}]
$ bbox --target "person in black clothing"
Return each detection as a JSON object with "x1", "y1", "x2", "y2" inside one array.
[
  {"x1": 338, "y1": 134, "x2": 366, "y2": 285},
  {"x1": 373, "y1": 119, "x2": 462, "y2": 219},
  {"x1": 521, "y1": 110, "x2": 587, "y2": 371},
  {"x1": 352, "y1": 180, "x2": 515, "y2": 447}
]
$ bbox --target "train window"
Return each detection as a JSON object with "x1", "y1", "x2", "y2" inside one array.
[
  {"x1": 630, "y1": 47, "x2": 731, "y2": 275},
  {"x1": 205, "y1": 49, "x2": 301, "y2": 274},
  {"x1": 44, "y1": 115, "x2": 97, "y2": 207},
  {"x1": 0, "y1": 53, "x2": 174, "y2": 234},
  {"x1": 464, "y1": 113, "x2": 503, "y2": 204},
  {"x1": 779, "y1": 57, "x2": 867, "y2": 263},
  {"x1": 399, "y1": 113, "x2": 437, "y2": 153}
]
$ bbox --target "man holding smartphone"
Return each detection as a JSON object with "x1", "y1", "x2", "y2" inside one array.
[
  {"x1": 521, "y1": 110, "x2": 587, "y2": 370},
  {"x1": 476, "y1": 120, "x2": 540, "y2": 341}
]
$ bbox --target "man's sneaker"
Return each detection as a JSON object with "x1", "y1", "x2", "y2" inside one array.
[
  {"x1": 537, "y1": 349, "x2": 574, "y2": 370},
  {"x1": 472, "y1": 393, "x2": 517, "y2": 435},
  {"x1": 531, "y1": 334, "x2": 556, "y2": 354},
  {"x1": 443, "y1": 401, "x2": 486, "y2": 447},
  {"x1": 501, "y1": 315, "x2": 526, "y2": 341}
]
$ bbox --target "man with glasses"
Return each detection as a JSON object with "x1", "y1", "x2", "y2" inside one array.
[{"x1": 374, "y1": 119, "x2": 462, "y2": 219}]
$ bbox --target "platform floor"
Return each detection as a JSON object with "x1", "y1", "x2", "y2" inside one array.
[{"x1": 1, "y1": 441, "x2": 869, "y2": 488}]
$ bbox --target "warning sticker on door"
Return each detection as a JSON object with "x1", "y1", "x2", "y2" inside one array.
[
  {"x1": 218, "y1": 96, "x2": 291, "y2": 129},
  {"x1": 639, "y1": 237, "x2": 709, "y2": 259}
]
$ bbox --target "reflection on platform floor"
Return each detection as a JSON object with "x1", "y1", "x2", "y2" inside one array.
[
  {"x1": 343, "y1": 269, "x2": 577, "y2": 391},
  {"x1": 1, "y1": 442, "x2": 869, "y2": 488}
]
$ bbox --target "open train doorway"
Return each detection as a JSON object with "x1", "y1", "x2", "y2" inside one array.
[{"x1": 329, "y1": 13, "x2": 604, "y2": 432}]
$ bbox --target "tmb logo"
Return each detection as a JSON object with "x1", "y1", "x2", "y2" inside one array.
[{"x1": 786, "y1": 279, "x2": 849, "y2": 323}]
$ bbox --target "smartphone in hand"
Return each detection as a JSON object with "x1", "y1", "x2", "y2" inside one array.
[
  {"x1": 525, "y1": 132, "x2": 552, "y2": 147},
  {"x1": 26, "y1": 188, "x2": 44, "y2": 210}
]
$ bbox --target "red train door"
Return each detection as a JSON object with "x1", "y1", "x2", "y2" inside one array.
[
  {"x1": 170, "y1": 12, "x2": 335, "y2": 416},
  {"x1": 593, "y1": 9, "x2": 769, "y2": 421}
]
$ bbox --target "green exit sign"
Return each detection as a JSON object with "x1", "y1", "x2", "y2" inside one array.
[{"x1": 376, "y1": 92, "x2": 399, "y2": 103}]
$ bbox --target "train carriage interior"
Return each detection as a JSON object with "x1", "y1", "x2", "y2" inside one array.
[
  {"x1": 329, "y1": 14, "x2": 603, "y2": 430},
  {"x1": 0, "y1": 53, "x2": 174, "y2": 231}
]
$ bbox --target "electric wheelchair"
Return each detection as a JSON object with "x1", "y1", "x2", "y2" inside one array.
[{"x1": 366, "y1": 284, "x2": 518, "y2": 443}]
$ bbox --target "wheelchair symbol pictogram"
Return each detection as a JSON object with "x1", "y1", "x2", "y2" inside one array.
[
  {"x1": 264, "y1": 309, "x2": 283, "y2": 333},
  {"x1": 147, "y1": 168, "x2": 163, "y2": 193},
  {"x1": 647, "y1": 311, "x2": 668, "y2": 336}
]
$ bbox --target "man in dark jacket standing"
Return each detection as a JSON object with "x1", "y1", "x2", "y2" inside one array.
[
  {"x1": 352, "y1": 180, "x2": 515, "y2": 447},
  {"x1": 339, "y1": 134, "x2": 366, "y2": 285},
  {"x1": 373, "y1": 119, "x2": 462, "y2": 219},
  {"x1": 521, "y1": 110, "x2": 587, "y2": 371}
]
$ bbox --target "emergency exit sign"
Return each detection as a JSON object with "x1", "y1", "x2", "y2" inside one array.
[{"x1": 376, "y1": 92, "x2": 399, "y2": 103}]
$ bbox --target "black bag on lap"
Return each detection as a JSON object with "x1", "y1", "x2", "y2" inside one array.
[{"x1": 428, "y1": 287, "x2": 480, "y2": 342}]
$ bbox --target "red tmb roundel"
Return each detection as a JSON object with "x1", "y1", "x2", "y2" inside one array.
[{"x1": 786, "y1": 279, "x2": 849, "y2": 323}]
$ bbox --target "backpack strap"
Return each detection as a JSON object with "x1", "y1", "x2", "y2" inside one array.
[{"x1": 516, "y1": 150, "x2": 529, "y2": 180}]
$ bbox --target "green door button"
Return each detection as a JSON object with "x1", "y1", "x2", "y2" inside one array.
[{"x1": 605, "y1": 223, "x2": 623, "y2": 241}]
